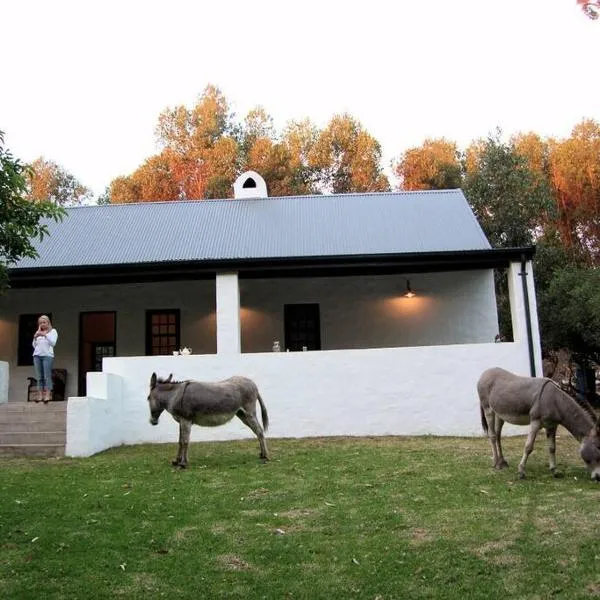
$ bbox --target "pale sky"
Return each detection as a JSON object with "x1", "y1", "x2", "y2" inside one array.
[{"x1": 1, "y1": 0, "x2": 598, "y2": 198}]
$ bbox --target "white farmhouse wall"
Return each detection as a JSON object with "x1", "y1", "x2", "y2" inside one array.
[
  {"x1": 67, "y1": 341, "x2": 532, "y2": 457},
  {"x1": 240, "y1": 270, "x2": 498, "y2": 352},
  {"x1": 0, "y1": 280, "x2": 216, "y2": 402},
  {"x1": 0, "y1": 271, "x2": 498, "y2": 402}
]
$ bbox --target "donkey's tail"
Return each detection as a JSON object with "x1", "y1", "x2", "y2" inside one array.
[
  {"x1": 480, "y1": 405, "x2": 488, "y2": 434},
  {"x1": 257, "y1": 392, "x2": 269, "y2": 432}
]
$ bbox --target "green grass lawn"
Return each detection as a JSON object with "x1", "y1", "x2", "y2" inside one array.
[{"x1": 1, "y1": 435, "x2": 599, "y2": 600}]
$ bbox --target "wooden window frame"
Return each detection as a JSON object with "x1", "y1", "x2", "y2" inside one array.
[{"x1": 145, "y1": 309, "x2": 180, "y2": 356}]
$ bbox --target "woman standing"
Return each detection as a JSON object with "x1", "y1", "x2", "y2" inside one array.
[{"x1": 32, "y1": 315, "x2": 58, "y2": 404}]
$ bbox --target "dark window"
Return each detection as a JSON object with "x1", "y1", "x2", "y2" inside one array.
[
  {"x1": 242, "y1": 177, "x2": 257, "y2": 188},
  {"x1": 92, "y1": 343, "x2": 116, "y2": 371},
  {"x1": 18, "y1": 313, "x2": 52, "y2": 366},
  {"x1": 284, "y1": 304, "x2": 321, "y2": 351},
  {"x1": 146, "y1": 310, "x2": 180, "y2": 356}
]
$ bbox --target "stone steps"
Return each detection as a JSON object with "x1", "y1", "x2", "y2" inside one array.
[{"x1": 0, "y1": 402, "x2": 67, "y2": 457}]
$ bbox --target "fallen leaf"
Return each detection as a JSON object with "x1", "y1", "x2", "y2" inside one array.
[
  {"x1": 119, "y1": 563, "x2": 126, "y2": 571},
  {"x1": 31, "y1": 537, "x2": 39, "y2": 543},
  {"x1": 274, "y1": 528, "x2": 285, "y2": 535},
  {"x1": 352, "y1": 558, "x2": 360, "y2": 565}
]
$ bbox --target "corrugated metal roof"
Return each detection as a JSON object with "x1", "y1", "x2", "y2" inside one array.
[{"x1": 13, "y1": 189, "x2": 490, "y2": 269}]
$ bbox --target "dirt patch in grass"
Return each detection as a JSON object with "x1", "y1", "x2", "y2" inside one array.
[
  {"x1": 586, "y1": 582, "x2": 600, "y2": 596},
  {"x1": 474, "y1": 540, "x2": 520, "y2": 566},
  {"x1": 278, "y1": 508, "x2": 319, "y2": 519},
  {"x1": 171, "y1": 525, "x2": 199, "y2": 543},
  {"x1": 409, "y1": 527, "x2": 436, "y2": 545},
  {"x1": 217, "y1": 554, "x2": 252, "y2": 571}
]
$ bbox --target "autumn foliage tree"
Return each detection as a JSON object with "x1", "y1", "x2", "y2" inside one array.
[
  {"x1": 108, "y1": 88, "x2": 390, "y2": 202},
  {"x1": 26, "y1": 157, "x2": 92, "y2": 206},
  {"x1": 394, "y1": 138, "x2": 462, "y2": 191}
]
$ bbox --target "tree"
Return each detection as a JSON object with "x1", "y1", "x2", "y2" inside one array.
[
  {"x1": 463, "y1": 131, "x2": 554, "y2": 248},
  {"x1": 538, "y1": 265, "x2": 600, "y2": 365},
  {"x1": 548, "y1": 119, "x2": 600, "y2": 265},
  {"x1": 462, "y1": 131, "x2": 555, "y2": 341},
  {"x1": 26, "y1": 157, "x2": 92, "y2": 206},
  {"x1": 0, "y1": 132, "x2": 66, "y2": 292},
  {"x1": 309, "y1": 114, "x2": 390, "y2": 194},
  {"x1": 394, "y1": 138, "x2": 462, "y2": 190}
]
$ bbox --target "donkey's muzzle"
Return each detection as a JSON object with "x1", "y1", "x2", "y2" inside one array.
[
  {"x1": 150, "y1": 417, "x2": 159, "y2": 426},
  {"x1": 591, "y1": 471, "x2": 600, "y2": 482}
]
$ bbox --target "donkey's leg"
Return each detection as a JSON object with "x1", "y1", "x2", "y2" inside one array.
[
  {"x1": 236, "y1": 409, "x2": 269, "y2": 460},
  {"x1": 545, "y1": 425, "x2": 562, "y2": 477},
  {"x1": 518, "y1": 420, "x2": 542, "y2": 479},
  {"x1": 173, "y1": 420, "x2": 192, "y2": 468},
  {"x1": 484, "y1": 408, "x2": 501, "y2": 468},
  {"x1": 495, "y1": 416, "x2": 509, "y2": 469}
]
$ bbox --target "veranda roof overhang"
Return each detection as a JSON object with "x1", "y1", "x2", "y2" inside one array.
[{"x1": 8, "y1": 246, "x2": 535, "y2": 289}]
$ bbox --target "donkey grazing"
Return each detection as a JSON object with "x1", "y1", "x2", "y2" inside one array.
[
  {"x1": 478, "y1": 367, "x2": 600, "y2": 480},
  {"x1": 147, "y1": 372, "x2": 269, "y2": 468}
]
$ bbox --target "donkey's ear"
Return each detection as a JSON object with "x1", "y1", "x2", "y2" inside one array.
[
  {"x1": 166, "y1": 373, "x2": 173, "y2": 383},
  {"x1": 150, "y1": 372, "x2": 157, "y2": 388}
]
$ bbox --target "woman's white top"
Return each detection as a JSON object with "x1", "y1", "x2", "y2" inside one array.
[{"x1": 32, "y1": 329, "x2": 58, "y2": 358}]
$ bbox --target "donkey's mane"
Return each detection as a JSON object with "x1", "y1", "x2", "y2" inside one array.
[
  {"x1": 157, "y1": 377, "x2": 188, "y2": 385},
  {"x1": 560, "y1": 383, "x2": 597, "y2": 423},
  {"x1": 550, "y1": 380, "x2": 598, "y2": 424}
]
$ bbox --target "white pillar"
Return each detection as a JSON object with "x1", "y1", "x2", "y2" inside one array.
[
  {"x1": 0, "y1": 361, "x2": 8, "y2": 403},
  {"x1": 216, "y1": 272, "x2": 241, "y2": 354},
  {"x1": 508, "y1": 260, "x2": 542, "y2": 376}
]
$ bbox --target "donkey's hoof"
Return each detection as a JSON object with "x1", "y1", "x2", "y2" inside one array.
[
  {"x1": 552, "y1": 470, "x2": 564, "y2": 479},
  {"x1": 518, "y1": 472, "x2": 526, "y2": 480},
  {"x1": 494, "y1": 460, "x2": 509, "y2": 470}
]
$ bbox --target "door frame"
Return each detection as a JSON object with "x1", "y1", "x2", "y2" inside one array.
[{"x1": 78, "y1": 311, "x2": 117, "y2": 395}]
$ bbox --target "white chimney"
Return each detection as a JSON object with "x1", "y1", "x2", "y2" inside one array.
[{"x1": 233, "y1": 171, "x2": 268, "y2": 199}]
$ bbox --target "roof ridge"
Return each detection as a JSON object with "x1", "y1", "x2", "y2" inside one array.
[{"x1": 65, "y1": 189, "x2": 464, "y2": 210}]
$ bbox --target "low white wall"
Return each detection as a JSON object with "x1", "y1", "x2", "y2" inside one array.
[
  {"x1": 0, "y1": 361, "x2": 8, "y2": 403},
  {"x1": 65, "y1": 342, "x2": 532, "y2": 457},
  {"x1": 66, "y1": 372, "x2": 123, "y2": 457}
]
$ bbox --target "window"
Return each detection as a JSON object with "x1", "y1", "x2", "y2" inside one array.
[
  {"x1": 284, "y1": 304, "x2": 321, "y2": 351},
  {"x1": 18, "y1": 313, "x2": 52, "y2": 366},
  {"x1": 92, "y1": 343, "x2": 116, "y2": 371},
  {"x1": 242, "y1": 177, "x2": 257, "y2": 188},
  {"x1": 146, "y1": 310, "x2": 180, "y2": 356}
]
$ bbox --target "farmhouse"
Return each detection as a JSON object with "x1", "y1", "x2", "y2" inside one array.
[{"x1": 0, "y1": 172, "x2": 540, "y2": 456}]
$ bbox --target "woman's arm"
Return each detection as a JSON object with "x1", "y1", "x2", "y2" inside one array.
[{"x1": 46, "y1": 329, "x2": 58, "y2": 347}]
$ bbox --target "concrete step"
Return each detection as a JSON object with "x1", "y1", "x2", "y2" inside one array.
[
  {"x1": 1, "y1": 431, "x2": 66, "y2": 444},
  {"x1": 0, "y1": 402, "x2": 67, "y2": 457},
  {"x1": 0, "y1": 443, "x2": 65, "y2": 457},
  {"x1": 0, "y1": 402, "x2": 67, "y2": 413},
  {"x1": 0, "y1": 419, "x2": 66, "y2": 432}
]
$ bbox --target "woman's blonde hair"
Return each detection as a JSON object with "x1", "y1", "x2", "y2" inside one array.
[{"x1": 38, "y1": 315, "x2": 52, "y2": 327}]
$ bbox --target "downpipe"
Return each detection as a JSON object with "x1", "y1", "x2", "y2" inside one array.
[{"x1": 519, "y1": 254, "x2": 536, "y2": 377}]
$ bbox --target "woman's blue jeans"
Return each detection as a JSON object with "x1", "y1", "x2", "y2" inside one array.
[{"x1": 33, "y1": 356, "x2": 54, "y2": 391}]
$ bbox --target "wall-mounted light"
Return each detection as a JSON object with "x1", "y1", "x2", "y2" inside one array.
[{"x1": 403, "y1": 280, "x2": 416, "y2": 298}]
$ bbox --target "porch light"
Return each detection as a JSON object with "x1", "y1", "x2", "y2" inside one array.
[{"x1": 403, "y1": 280, "x2": 416, "y2": 298}]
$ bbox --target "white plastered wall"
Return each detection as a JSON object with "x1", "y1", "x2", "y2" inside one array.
[{"x1": 67, "y1": 340, "x2": 533, "y2": 457}]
